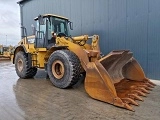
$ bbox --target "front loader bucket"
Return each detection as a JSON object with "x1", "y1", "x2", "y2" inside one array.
[{"x1": 85, "y1": 50, "x2": 155, "y2": 111}]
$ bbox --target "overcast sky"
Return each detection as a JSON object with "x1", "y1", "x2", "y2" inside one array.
[{"x1": 0, "y1": 0, "x2": 20, "y2": 46}]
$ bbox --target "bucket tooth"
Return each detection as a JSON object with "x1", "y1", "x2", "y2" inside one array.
[
  {"x1": 131, "y1": 90, "x2": 144, "y2": 101},
  {"x1": 132, "y1": 90, "x2": 146, "y2": 97},
  {"x1": 138, "y1": 85, "x2": 152, "y2": 91},
  {"x1": 122, "y1": 98, "x2": 139, "y2": 106},
  {"x1": 124, "y1": 103, "x2": 135, "y2": 111},
  {"x1": 138, "y1": 87, "x2": 149, "y2": 94},
  {"x1": 146, "y1": 79, "x2": 156, "y2": 86},
  {"x1": 146, "y1": 87, "x2": 152, "y2": 91},
  {"x1": 128, "y1": 94, "x2": 143, "y2": 101},
  {"x1": 145, "y1": 83, "x2": 154, "y2": 88}
]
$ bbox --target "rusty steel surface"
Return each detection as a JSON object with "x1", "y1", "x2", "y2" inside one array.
[
  {"x1": 85, "y1": 50, "x2": 155, "y2": 111},
  {"x1": 0, "y1": 61, "x2": 160, "y2": 120}
]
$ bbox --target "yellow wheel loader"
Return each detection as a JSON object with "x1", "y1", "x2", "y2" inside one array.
[
  {"x1": 0, "y1": 46, "x2": 14, "y2": 60},
  {"x1": 13, "y1": 14, "x2": 155, "y2": 111}
]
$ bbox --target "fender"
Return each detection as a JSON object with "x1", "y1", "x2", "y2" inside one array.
[
  {"x1": 44, "y1": 45, "x2": 68, "y2": 71},
  {"x1": 12, "y1": 45, "x2": 27, "y2": 64}
]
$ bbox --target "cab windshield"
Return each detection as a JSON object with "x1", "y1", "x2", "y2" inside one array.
[
  {"x1": 36, "y1": 16, "x2": 69, "y2": 39},
  {"x1": 48, "y1": 17, "x2": 69, "y2": 39},
  {"x1": 35, "y1": 15, "x2": 70, "y2": 48}
]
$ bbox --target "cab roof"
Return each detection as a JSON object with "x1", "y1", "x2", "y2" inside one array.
[
  {"x1": 17, "y1": 0, "x2": 29, "y2": 4},
  {"x1": 34, "y1": 14, "x2": 69, "y2": 21}
]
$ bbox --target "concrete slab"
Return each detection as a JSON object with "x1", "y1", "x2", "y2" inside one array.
[
  {"x1": 0, "y1": 61, "x2": 160, "y2": 120},
  {"x1": 151, "y1": 79, "x2": 160, "y2": 86}
]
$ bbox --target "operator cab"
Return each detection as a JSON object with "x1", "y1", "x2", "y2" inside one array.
[{"x1": 34, "y1": 14, "x2": 73, "y2": 48}]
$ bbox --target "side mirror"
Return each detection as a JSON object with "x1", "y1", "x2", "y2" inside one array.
[
  {"x1": 31, "y1": 24, "x2": 36, "y2": 35},
  {"x1": 38, "y1": 15, "x2": 44, "y2": 25},
  {"x1": 69, "y1": 21, "x2": 73, "y2": 30}
]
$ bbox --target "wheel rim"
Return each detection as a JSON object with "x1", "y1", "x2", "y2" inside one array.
[
  {"x1": 17, "y1": 58, "x2": 23, "y2": 72},
  {"x1": 52, "y1": 60, "x2": 65, "y2": 79}
]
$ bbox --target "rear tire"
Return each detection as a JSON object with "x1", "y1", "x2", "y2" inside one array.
[
  {"x1": 15, "y1": 51, "x2": 37, "y2": 78},
  {"x1": 47, "y1": 50, "x2": 81, "y2": 88}
]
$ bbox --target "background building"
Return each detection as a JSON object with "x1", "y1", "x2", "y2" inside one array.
[{"x1": 18, "y1": 0, "x2": 160, "y2": 79}]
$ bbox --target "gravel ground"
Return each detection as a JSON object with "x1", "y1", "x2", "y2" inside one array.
[{"x1": 0, "y1": 61, "x2": 160, "y2": 120}]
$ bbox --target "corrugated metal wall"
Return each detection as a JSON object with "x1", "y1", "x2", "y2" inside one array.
[{"x1": 19, "y1": 0, "x2": 160, "y2": 79}]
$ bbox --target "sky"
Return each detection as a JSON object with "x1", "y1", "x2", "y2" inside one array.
[{"x1": 0, "y1": 0, "x2": 20, "y2": 46}]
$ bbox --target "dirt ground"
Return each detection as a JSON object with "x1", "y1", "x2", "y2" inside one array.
[{"x1": 0, "y1": 61, "x2": 160, "y2": 120}]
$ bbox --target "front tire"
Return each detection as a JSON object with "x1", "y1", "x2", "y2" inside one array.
[
  {"x1": 47, "y1": 50, "x2": 81, "y2": 88},
  {"x1": 15, "y1": 51, "x2": 37, "y2": 78}
]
